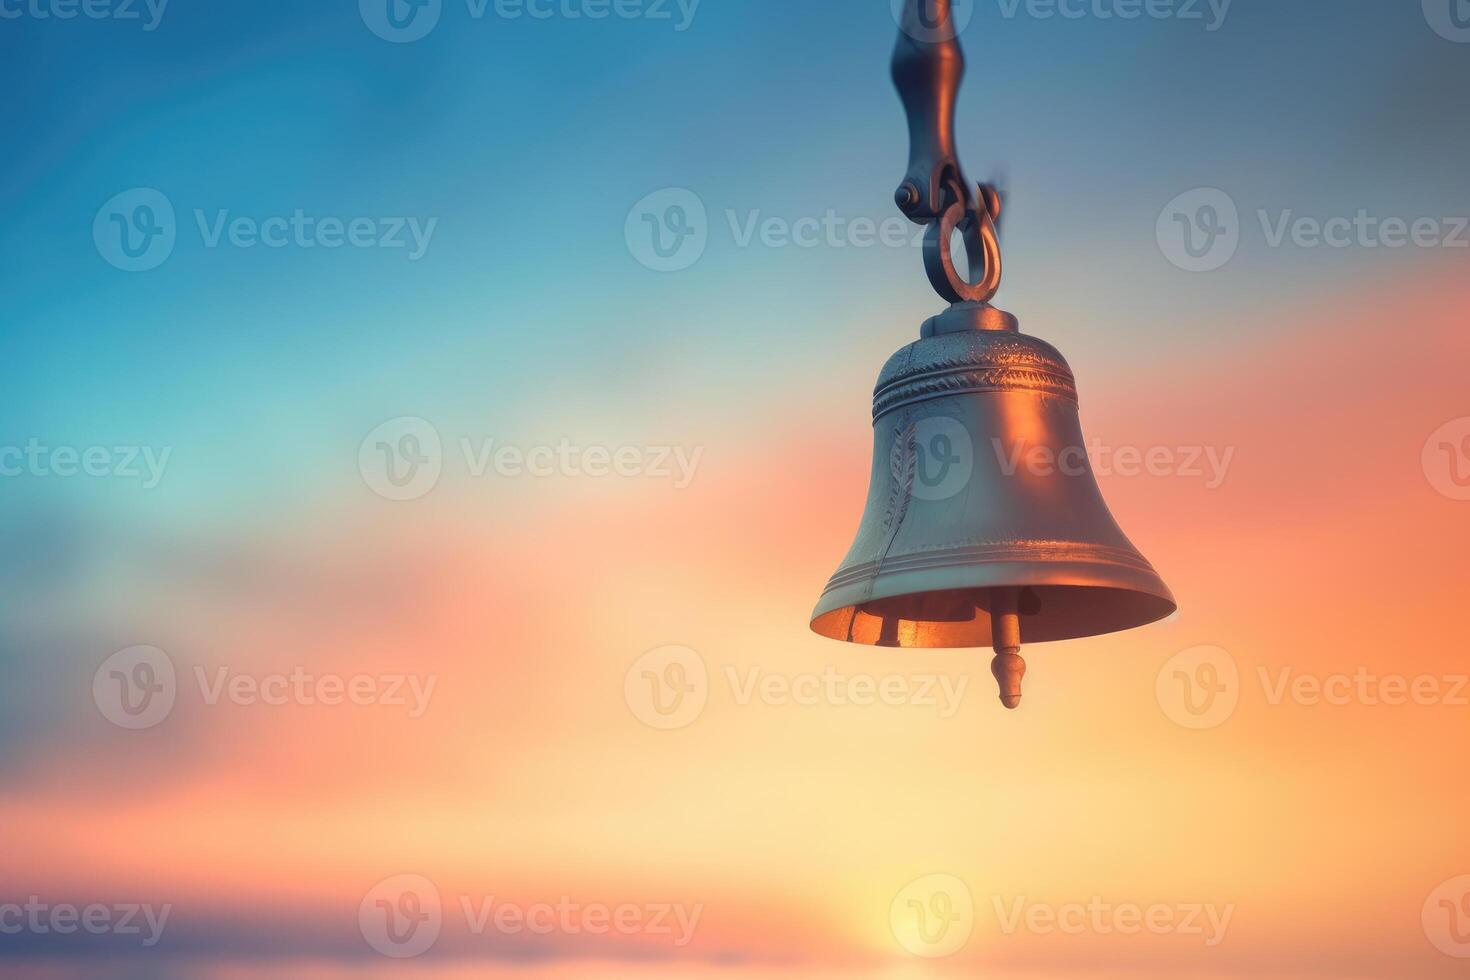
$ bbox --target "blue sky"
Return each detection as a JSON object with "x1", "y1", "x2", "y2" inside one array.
[{"x1": 2, "y1": 2, "x2": 1469, "y2": 976}]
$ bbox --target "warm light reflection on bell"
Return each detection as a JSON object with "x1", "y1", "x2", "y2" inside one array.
[
  {"x1": 810, "y1": 303, "x2": 1176, "y2": 709},
  {"x1": 810, "y1": 0, "x2": 1175, "y2": 709}
]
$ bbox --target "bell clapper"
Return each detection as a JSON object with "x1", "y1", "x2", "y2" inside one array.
[
  {"x1": 878, "y1": 614, "x2": 901, "y2": 648},
  {"x1": 989, "y1": 588, "x2": 1026, "y2": 710}
]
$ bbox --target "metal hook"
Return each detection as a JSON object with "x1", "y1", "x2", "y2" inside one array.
[
  {"x1": 924, "y1": 182, "x2": 1003, "y2": 304},
  {"x1": 893, "y1": 0, "x2": 1005, "y2": 306}
]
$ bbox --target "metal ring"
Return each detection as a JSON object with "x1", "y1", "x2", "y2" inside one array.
[{"x1": 923, "y1": 199, "x2": 1002, "y2": 304}]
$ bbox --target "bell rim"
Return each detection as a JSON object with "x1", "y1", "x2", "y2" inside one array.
[{"x1": 810, "y1": 558, "x2": 1176, "y2": 648}]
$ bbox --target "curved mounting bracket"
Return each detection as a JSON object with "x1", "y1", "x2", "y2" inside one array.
[{"x1": 892, "y1": 0, "x2": 1004, "y2": 306}]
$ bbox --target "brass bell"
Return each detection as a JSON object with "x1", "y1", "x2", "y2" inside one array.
[
  {"x1": 810, "y1": 302, "x2": 1176, "y2": 709},
  {"x1": 810, "y1": 0, "x2": 1175, "y2": 709}
]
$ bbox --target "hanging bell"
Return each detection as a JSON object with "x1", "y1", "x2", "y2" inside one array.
[
  {"x1": 809, "y1": 303, "x2": 1176, "y2": 708},
  {"x1": 809, "y1": 0, "x2": 1175, "y2": 709}
]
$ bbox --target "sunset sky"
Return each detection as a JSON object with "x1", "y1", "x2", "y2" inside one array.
[{"x1": 1, "y1": 1, "x2": 1468, "y2": 977}]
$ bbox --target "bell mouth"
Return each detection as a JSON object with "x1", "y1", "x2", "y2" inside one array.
[{"x1": 810, "y1": 583, "x2": 1176, "y2": 648}]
